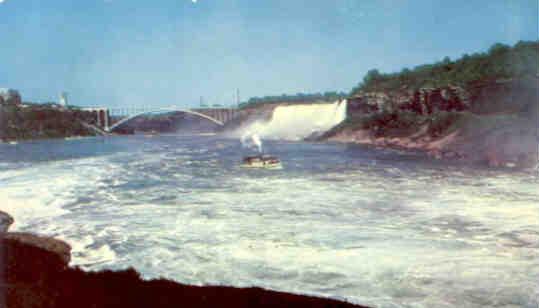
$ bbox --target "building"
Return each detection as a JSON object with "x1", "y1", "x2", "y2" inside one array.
[
  {"x1": 59, "y1": 92, "x2": 68, "y2": 107},
  {"x1": 0, "y1": 88, "x2": 22, "y2": 106}
]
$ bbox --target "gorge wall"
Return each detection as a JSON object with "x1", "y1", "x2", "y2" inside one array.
[
  {"x1": 324, "y1": 77, "x2": 538, "y2": 169},
  {"x1": 346, "y1": 77, "x2": 538, "y2": 117},
  {"x1": 0, "y1": 104, "x2": 98, "y2": 142}
]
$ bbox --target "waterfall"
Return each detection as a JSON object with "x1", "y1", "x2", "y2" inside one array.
[{"x1": 241, "y1": 100, "x2": 347, "y2": 141}]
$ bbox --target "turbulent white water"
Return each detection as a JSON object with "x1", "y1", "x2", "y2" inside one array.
[
  {"x1": 242, "y1": 100, "x2": 347, "y2": 140},
  {"x1": 1, "y1": 136, "x2": 538, "y2": 308}
]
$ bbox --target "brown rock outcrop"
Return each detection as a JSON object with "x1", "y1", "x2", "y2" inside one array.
[
  {"x1": 4, "y1": 232, "x2": 72, "y2": 264},
  {"x1": 347, "y1": 77, "x2": 537, "y2": 118},
  {"x1": 329, "y1": 77, "x2": 539, "y2": 169},
  {"x1": 348, "y1": 85, "x2": 470, "y2": 116},
  {"x1": 0, "y1": 211, "x2": 14, "y2": 233}
]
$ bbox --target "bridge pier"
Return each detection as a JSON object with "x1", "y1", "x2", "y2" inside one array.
[{"x1": 83, "y1": 107, "x2": 110, "y2": 131}]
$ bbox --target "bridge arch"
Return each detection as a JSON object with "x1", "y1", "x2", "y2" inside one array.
[{"x1": 108, "y1": 108, "x2": 224, "y2": 132}]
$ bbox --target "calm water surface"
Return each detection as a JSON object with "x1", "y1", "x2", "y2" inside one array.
[{"x1": 1, "y1": 135, "x2": 538, "y2": 308}]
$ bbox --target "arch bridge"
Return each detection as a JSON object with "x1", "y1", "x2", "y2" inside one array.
[{"x1": 104, "y1": 107, "x2": 242, "y2": 132}]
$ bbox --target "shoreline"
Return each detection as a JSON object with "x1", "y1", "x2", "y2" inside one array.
[
  {"x1": 318, "y1": 78, "x2": 539, "y2": 171},
  {"x1": 0, "y1": 211, "x2": 367, "y2": 308},
  {"x1": 317, "y1": 126, "x2": 539, "y2": 171}
]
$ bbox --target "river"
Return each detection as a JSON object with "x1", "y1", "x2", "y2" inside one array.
[{"x1": 1, "y1": 135, "x2": 538, "y2": 308}]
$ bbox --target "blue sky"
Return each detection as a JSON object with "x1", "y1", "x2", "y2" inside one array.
[{"x1": 0, "y1": 0, "x2": 537, "y2": 108}]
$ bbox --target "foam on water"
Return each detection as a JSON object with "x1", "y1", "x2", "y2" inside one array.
[{"x1": 1, "y1": 136, "x2": 538, "y2": 308}]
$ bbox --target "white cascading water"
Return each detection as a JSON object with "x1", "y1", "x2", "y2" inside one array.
[{"x1": 241, "y1": 100, "x2": 347, "y2": 140}]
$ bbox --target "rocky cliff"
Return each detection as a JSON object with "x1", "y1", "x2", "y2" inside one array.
[
  {"x1": 323, "y1": 77, "x2": 538, "y2": 169},
  {"x1": 347, "y1": 77, "x2": 537, "y2": 117},
  {"x1": 0, "y1": 104, "x2": 97, "y2": 142},
  {"x1": 347, "y1": 85, "x2": 469, "y2": 115}
]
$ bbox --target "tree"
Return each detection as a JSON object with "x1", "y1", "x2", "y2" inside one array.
[
  {"x1": 349, "y1": 40, "x2": 538, "y2": 96},
  {"x1": 363, "y1": 69, "x2": 382, "y2": 84},
  {"x1": 488, "y1": 43, "x2": 510, "y2": 55},
  {"x1": 442, "y1": 56, "x2": 451, "y2": 64}
]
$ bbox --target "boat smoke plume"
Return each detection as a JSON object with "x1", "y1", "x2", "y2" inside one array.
[{"x1": 241, "y1": 133, "x2": 263, "y2": 153}]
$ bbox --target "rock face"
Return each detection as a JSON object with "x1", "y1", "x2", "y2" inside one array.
[
  {"x1": 327, "y1": 77, "x2": 539, "y2": 169},
  {"x1": 4, "y1": 232, "x2": 72, "y2": 264},
  {"x1": 466, "y1": 77, "x2": 539, "y2": 115},
  {"x1": 0, "y1": 210, "x2": 14, "y2": 233},
  {"x1": 348, "y1": 85, "x2": 469, "y2": 116},
  {"x1": 0, "y1": 104, "x2": 97, "y2": 141},
  {"x1": 347, "y1": 78, "x2": 537, "y2": 117}
]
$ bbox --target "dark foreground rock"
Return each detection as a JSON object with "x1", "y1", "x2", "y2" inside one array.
[
  {"x1": 3, "y1": 233, "x2": 72, "y2": 264},
  {"x1": 0, "y1": 211, "x2": 13, "y2": 233},
  {"x1": 1, "y1": 231, "x2": 366, "y2": 308}
]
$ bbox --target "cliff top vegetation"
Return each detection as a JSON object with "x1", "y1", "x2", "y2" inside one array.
[
  {"x1": 351, "y1": 40, "x2": 539, "y2": 95},
  {"x1": 239, "y1": 91, "x2": 347, "y2": 109}
]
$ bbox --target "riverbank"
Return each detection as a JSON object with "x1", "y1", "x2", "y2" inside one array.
[
  {"x1": 319, "y1": 77, "x2": 538, "y2": 170},
  {"x1": 0, "y1": 104, "x2": 98, "y2": 142},
  {"x1": 0, "y1": 211, "x2": 366, "y2": 308},
  {"x1": 321, "y1": 113, "x2": 538, "y2": 169}
]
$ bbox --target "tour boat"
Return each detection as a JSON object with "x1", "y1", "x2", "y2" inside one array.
[{"x1": 241, "y1": 155, "x2": 282, "y2": 169}]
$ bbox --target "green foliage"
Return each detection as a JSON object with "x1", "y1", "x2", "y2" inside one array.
[
  {"x1": 351, "y1": 40, "x2": 539, "y2": 95},
  {"x1": 239, "y1": 91, "x2": 348, "y2": 109},
  {"x1": 0, "y1": 104, "x2": 95, "y2": 141}
]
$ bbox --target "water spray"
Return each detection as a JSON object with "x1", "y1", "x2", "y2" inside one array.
[
  {"x1": 251, "y1": 134, "x2": 263, "y2": 153},
  {"x1": 241, "y1": 132, "x2": 263, "y2": 153}
]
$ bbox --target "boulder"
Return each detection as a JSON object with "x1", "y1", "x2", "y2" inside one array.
[
  {"x1": 0, "y1": 210, "x2": 14, "y2": 233},
  {"x1": 4, "y1": 232, "x2": 72, "y2": 264}
]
